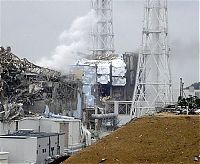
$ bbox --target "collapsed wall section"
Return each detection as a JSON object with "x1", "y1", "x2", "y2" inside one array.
[{"x1": 0, "y1": 46, "x2": 82, "y2": 122}]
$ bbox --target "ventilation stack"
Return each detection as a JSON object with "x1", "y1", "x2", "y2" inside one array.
[
  {"x1": 90, "y1": 0, "x2": 114, "y2": 59},
  {"x1": 131, "y1": 0, "x2": 173, "y2": 117}
]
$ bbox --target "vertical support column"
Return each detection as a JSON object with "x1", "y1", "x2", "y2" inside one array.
[
  {"x1": 94, "y1": 105, "x2": 98, "y2": 131},
  {"x1": 114, "y1": 101, "x2": 118, "y2": 114}
]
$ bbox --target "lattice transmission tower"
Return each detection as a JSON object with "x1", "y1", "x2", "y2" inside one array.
[
  {"x1": 131, "y1": 0, "x2": 172, "y2": 117},
  {"x1": 90, "y1": 0, "x2": 114, "y2": 59}
]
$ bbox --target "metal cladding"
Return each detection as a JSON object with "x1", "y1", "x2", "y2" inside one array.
[
  {"x1": 73, "y1": 57, "x2": 127, "y2": 108},
  {"x1": 111, "y1": 58, "x2": 127, "y2": 86},
  {"x1": 131, "y1": 0, "x2": 173, "y2": 117},
  {"x1": 76, "y1": 58, "x2": 126, "y2": 86}
]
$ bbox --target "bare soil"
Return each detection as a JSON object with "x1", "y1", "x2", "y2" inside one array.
[{"x1": 64, "y1": 115, "x2": 200, "y2": 164}]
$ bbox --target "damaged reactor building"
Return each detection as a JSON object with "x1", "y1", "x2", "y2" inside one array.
[
  {"x1": 0, "y1": 0, "x2": 139, "y2": 132},
  {"x1": 0, "y1": 0, "x2": 176, "y2": 162},
  {"x1": 0, "y1": 46, "x2": 82, "y2": 122},
  {"x1": 72, "y1": 52, "x2": 138, "y2": 130}
]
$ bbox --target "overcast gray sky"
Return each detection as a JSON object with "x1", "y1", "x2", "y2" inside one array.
[{"x1": 0, "y1": 0, "x2": 199, "y2": 88}]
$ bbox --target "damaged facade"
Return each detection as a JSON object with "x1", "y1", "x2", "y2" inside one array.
[
  {"x1": 0, "y1": 46, "x2": 139, "y2": 162},
  {"x1": 72, "y1": 52, "x2": 138, "y2": 131},
  {"x1": 0, "y1": 46, "x2": 138, "y2": 131},
  {"x1": 0, "y1": 46, "x2": 82, "y2": 122}
]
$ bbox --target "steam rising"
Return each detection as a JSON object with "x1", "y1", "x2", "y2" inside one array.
[{"x1": 37, "y1": 10, "x2": 96, "y2": 74}]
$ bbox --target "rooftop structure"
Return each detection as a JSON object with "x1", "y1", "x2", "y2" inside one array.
[{"x1": 2, "y1": 130, "x2": 62, "y2": 138}]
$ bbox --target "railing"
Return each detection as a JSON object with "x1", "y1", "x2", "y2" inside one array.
[{"x1": 105, "y1": 101, "x2": 132, "y2": 115}]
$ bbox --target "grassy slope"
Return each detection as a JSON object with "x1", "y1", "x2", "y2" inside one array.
[{"x1": 64, "y1": 115, "x2": 200, "y2": 164}]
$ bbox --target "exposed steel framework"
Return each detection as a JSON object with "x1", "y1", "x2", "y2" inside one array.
[
  {"x1": 131, "y1": 0, "x2": 173, "y2": 117},
  {"x1": 90, "y1": 0, "x2": 114, "y2": 59}
]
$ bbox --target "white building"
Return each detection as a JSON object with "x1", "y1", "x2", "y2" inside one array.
[
  {"x1": 17, "y1": 117, "x2": 83, "y2": 153},
  {"x1": 184, "y1": 86, "x2": 200, "y2": 98},
  {"x1": 0, "y1": 130, "x2": 64, "y2": 163},
  {"x1": 0, "y1": 116, "x2": 91, "y2": 154}
]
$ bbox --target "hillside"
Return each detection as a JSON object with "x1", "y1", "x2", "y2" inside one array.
[{"x1": 64, "y1": 114, "x2": 200, "y2": 164}]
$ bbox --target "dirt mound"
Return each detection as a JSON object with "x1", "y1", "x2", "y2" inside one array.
[{"x1": 64, "y1": 115, "x2": 200, "y2": 163}]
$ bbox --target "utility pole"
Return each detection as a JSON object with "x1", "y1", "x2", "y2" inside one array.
[{"x1": 180, "y1": 78, "x2": 184, "y2": 99}]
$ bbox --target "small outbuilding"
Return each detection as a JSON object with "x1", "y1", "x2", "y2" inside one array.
[{"x1": 0, "y1": 130, "x2": 64, "y2": 163}]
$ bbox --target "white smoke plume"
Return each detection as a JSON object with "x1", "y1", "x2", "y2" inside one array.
[{"x1": 37, "y1": 10, "x2": 96, "y2": 74}]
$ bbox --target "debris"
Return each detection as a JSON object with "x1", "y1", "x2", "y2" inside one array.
[
  {"x1": 194, "y1": 155, "x2": 200, "y2": 162},
  {"x1": 114, "y1": 158, "x2": 119, "y2": 162},
  {"x1": 0, "y1": 46, "x2": 81, "y2": 122},
  {"x1": 99, "y1": 158, "x2": 107, "y2": 163},
  {"x1": 194, "y1": 156, "x2": 199, "y2": 161}
]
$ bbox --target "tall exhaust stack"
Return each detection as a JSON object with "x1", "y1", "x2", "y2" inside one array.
[
  {"x1": 131, "y1": 0, "x2": 172, "y2": 117},
  {"x1": 90, "y1": 0, "x2": 114, "y2": 59}
]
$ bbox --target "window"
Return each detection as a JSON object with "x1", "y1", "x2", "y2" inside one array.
[
  {"x1": 42, "y1": 149, "x2": 47, "y2": 153},
  {"x1": 51, "y1": 147, "x2": 54, "y2": 156}
]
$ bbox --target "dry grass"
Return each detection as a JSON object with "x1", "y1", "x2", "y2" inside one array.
[{"x1": 64, "y1": 115, "x2": 200, "y2": 164}]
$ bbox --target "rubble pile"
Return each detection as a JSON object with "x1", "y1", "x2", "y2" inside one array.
[{"x1": 0, "y1": 47, "x2": 81, "y2": 122}]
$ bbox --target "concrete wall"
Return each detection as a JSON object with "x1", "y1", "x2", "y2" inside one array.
[
  {"x1": 37, "y1": 137, "x2": 49, "y2": 163},
  {"x1": 49, "y1": 135, "x2": 58, "y2": 157},
  {"x1": 40, "y1": 119, "x2": 60, "y2": 133},
  {"x1": 73, "y1": 92, "x2": 82, "y2": 119},
  {"x1": 117, "y1": 115, "x2": 131, "y2": 126},
  {"x1": 18, "y1": 119, "x2": 40, "y2": 131},
  {"x1": 0, "y1": 137, "x2": 37, "y2": 163},
  {"x1": 68, "y1": 121, "x2": 81, "y2": 146},
  {"x1": 0, "y1": 152, "x2": 9, "y2": 164},
  {"x1": 18, "y1": 118, "x2": 60, "y2": 133},
  {"x1": 0, "y1": 134, "x2": 65, "y2": 164},
  {"x1": 59, "y1": 134, "x2": 65, "y2": 154},
  {"x1": 0, "y1": 122, "x2": 16, "y2": 135},
  {"x1": 37, "y1": 134, "x2": 65, "y2": 163},
  {"x1": 18, "y1": 118, "x2": 81, "y2": 148},
  {"x1": 60, "y1": 122, "x2": 69, "y2": 147}
]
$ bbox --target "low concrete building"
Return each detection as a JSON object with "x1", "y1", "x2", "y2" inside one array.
[
  {"x1": 0, "y1": 130, "x2": 64, "y2": 163},
  {"x1": 184, "y1": 86, "x2": 200, "y2": 98},
  {"x1": 17, "y1": 117, "x2": 83, "y2": 152}
]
